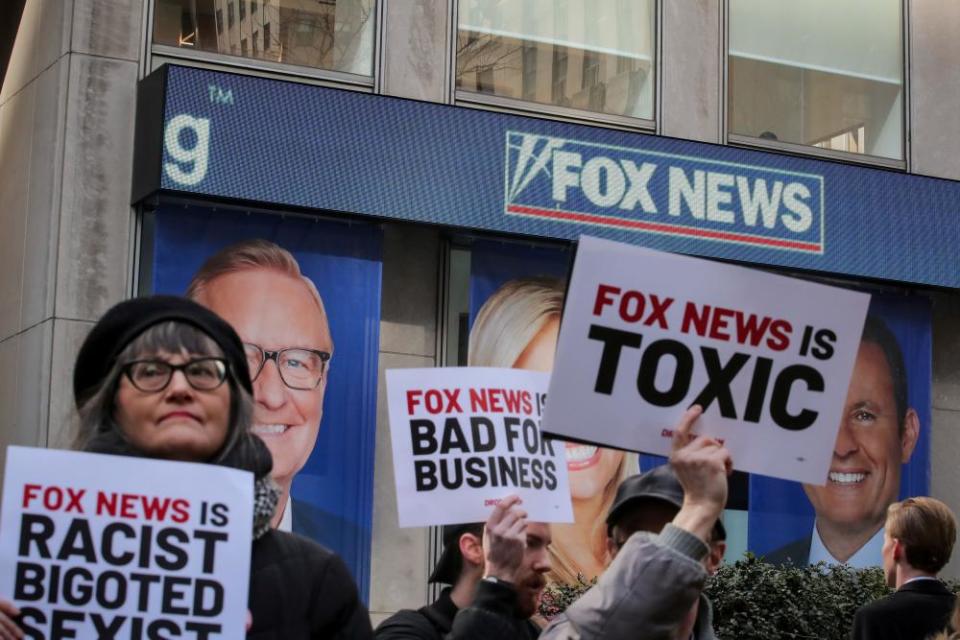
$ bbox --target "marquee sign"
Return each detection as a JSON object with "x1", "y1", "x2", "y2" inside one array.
[{"x1": 133, "y1": 64, "x2": 960, "y2": 288}]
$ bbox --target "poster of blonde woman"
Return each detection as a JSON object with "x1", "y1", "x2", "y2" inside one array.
[{"x1": 467, "y1": 242, "x2": 637, "y2": 585}]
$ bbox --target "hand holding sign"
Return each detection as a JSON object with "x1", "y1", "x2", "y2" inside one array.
[
  {"x1": 0, "y1": 599, "x2": 22, "y2": 640},
  {"x1": 483, "y1": 496, "x2": 528, "y2": 584},
  {"x1": 669, "y1": 406, "x2": 732, "y2": 543}
]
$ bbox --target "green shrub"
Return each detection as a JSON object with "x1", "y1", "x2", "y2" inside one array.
[
  {"x1": 540, "y1": 552, "x2": 960, "y2": 639},
  {"x1": 706, "y1": 554, "x2": 891, "y2": 640}
]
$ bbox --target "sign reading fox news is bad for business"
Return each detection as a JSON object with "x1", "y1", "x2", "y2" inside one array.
[
  {"x1": 542, "y1": 237, "x2": 870, "y2": 486},
  {"x1": 135, "y1": 64, "x2": 960, "y2": 288},
  {"x1": 386, "y1": 367, "x2": 573, "y2": 527}
]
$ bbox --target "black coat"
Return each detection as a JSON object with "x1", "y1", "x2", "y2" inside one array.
[
  {"x1": 448, "y1": 580, "x2": 541, "y2": 640},
  {"x1": 374, "y1": 587, "x2": 459, "y2": 639},
  {"x1": 851, "y1": 579, "x2": 955, "y2": 640},
  {"x1": 248, "y1": 529, "x2": 373, "y2": 639}
]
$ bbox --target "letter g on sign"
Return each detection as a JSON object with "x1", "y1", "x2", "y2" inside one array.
[{"x1": 164, "y1": 114, "x2": 210, "y2": 186}]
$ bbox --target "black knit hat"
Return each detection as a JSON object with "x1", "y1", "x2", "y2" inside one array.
[{"x1": 73, "y1": 295, "x2": 252, "y2": 406}]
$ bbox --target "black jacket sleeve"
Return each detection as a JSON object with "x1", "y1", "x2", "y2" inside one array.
[
  {"x1": 448, "y1": 579, "x2": 532, "y2": 640},
  {"x1": 375, "y1": 609, "x2": 442, "y2": 640},
  {"x1": 310, "y1": 551, "x2": 374, "y2": 639}
]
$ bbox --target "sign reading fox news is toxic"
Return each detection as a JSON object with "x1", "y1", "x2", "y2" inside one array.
[
  {"x1": 0, "y1": 447, "x2": 253, "y2": 639},
  {"x1": 386, "y1": 368, "x2": 573, "y2": 527},
  {"x1": 505, "y1": 132, "x2": 824, "y2": 254},
  {"x1": 542, "y1": 237, "x2": 870, "y2": 485}
]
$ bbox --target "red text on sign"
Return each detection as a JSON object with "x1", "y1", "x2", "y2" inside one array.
[
  {"x1": 95, "y1": 492, "x2": 191, "y2": 523},
  {"x1": 593, "y1": 284, "x2": 674, "y2": 329},
  {"x1": 680, "y1": 302, "x2": 792, "y2": 351},
  {"x1": 469, "y1": 388, "x2": 533, "y2": 414},
  {"x1": 22, "y1": 485, "x2": 85, "y2": 513},
  {"x1": 406, "y1": 388, "x2": 463, "y2": 414}
]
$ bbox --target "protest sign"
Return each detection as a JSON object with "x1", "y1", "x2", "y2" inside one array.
[
  {"x1": 542, "y1": 236, "x2": 871, "y2": 485},
  {"x1": 386, "y1": 367, "x2": 574, "y2": 527},
  {"x1": 0, "y1": 446, "x2": 253, "y2": 639}
]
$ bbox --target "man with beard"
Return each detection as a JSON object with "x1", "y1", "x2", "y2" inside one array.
[{"x1": 375, "y1": 496, "x2": 549, "y2": 639}]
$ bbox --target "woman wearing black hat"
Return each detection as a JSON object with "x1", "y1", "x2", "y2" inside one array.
[{"x1": 0, "y1": 295, "x2": 373, "y2": 639}]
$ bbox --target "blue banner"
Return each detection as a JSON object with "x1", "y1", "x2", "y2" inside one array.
[
  {"x1": 138, "y1": 64, "x2": 960, "y2": 288},
  {"x1": 150, "y1": 205, "x2": 382, "y2": 601}
]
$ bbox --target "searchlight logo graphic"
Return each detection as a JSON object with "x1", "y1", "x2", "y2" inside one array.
[{"x1": 504, "y1": 132, "x2": 825, "y2": 254}]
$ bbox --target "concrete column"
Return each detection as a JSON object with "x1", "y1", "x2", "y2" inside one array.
[
  {"x1": 930, "y1": 291, "x2": 960, "y2": 579},
  {"x1": 660, "y1": 0, "x2": 723, "y2": 143},
  {"x1": 909, "y1": 0, "x2": 960, "y2": 180},
  {"x1": 369, "y1": 224, "x2": 442, "y2": 626},
  {"x1": 380, "y1": 0, "x2": 451, "y2": 102},
  {"x1": 0, "y1": 0, "x2": 140, "y2": 462}
]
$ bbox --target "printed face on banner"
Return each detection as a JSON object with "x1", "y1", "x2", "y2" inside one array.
[
  {"x1": 543, "y1": 236, "x2": 871, "y2": 485},
  {"x1": 192, "y1": 267, "x2": 332, "y2": 485},
  {"x1": 801, "y1": 337, "x2": 920, "y2": 543},
  {"x1": 0, "y1": 447, "x2": 253, "y2": 638},
  {"x1": 386, "y1": 367, "x2": 574, "y2": 527}
]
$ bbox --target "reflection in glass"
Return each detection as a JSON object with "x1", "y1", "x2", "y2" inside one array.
[
  {"x1": 728, "y1": 0, "x2": 903, "y2": 160},
  {"x1": 456, "y1": 0, "x2": 656, "y2": 120},
  {"x1": 153, "y1": 0, "x2": 375, "y2": 77}
]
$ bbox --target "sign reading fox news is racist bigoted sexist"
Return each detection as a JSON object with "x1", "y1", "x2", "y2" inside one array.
[
  {"x1": 386, "y1": 368, "x2": 574, "y2": 527},
  {"x1": 0, "y1": 447, "x2": 253, "y2": 639},
  {"x1": 543, "y1": 237, "x2": 871, "y2": 486}
]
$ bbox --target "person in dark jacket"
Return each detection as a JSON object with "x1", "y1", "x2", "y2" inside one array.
[
  {"x1": 43, "y1": 295, "x2": 372, "y2": 639},
  {"x1": 851, "y1": 496, "x2": 957, "y2": 640},
  {"x1": 374, "y1": 523, "x2": 484, "y2": 638},
  {"x1": 376, "y1": 499, "x2": 548, "y2": 639}
]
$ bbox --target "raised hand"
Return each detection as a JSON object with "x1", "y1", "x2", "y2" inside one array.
[{"x1": 482, "y1": 495, "x2": 528, "y2": 584}]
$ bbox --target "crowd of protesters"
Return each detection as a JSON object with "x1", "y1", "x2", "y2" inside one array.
[{"x1": 0, "y1": 291, "x2": 958, "y2": 638}]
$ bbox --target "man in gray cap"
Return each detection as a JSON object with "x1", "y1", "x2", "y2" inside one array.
[
  {"x1": 600, "y1": 465, "x2": 727, "y2": 639},
  {"x1": 538, "y1": 405, "x2": 729, "y2": 640}
]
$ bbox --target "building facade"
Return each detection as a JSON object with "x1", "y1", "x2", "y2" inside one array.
[{"x1": 3, "y1": 0, "x2": 960, "y2": 625}]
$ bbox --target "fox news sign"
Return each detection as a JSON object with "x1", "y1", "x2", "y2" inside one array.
[
  {"x1": 134, "y1": 64, "x2": 960, "y2": 289},
  {"x1": 503, "y1": 132, "x2": 823, "y2": 254}
]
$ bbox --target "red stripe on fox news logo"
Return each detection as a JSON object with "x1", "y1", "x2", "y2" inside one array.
[{"x1": 505, "y1": 204, "x2": 823, "y2": 254}]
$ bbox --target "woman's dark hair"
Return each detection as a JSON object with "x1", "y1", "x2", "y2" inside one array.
[{"x1": 75, "y1": 321, "x2": 272, "y2": 478}]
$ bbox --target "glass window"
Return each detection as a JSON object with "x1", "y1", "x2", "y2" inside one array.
[
  {"x1": 456, "y1": 0, "x2": 656, "y2": 120},
  {"x1": 153, "y1": 0, "x2": 376, "y2": 77},
  {"x1": 728, "y1": 0, "x2": 903, "y2": 160}
]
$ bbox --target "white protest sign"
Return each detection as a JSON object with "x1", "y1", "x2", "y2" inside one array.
[
  {"x1": 0, "y1": 446, "x2": 253, "y2": 639},
  {"x1": 386, "y1": 367, "x2": 573, "y2": 527},
  {"x1": 543, "y1": 236, "x2": 870, "y2": 485}
]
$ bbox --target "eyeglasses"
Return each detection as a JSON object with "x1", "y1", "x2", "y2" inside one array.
[
  {"x1": 243, "y1": 343, "x2": 331, "y2": 390},
  {"x1": 122, "y1": 358, "x2": 229, "y2": 392}
]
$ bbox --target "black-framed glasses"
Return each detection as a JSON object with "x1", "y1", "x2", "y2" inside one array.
[
  {"x1": 122, "y1": 358, "x2": 229, "y2": 392},
  {"x1": 243, "y1": 343, "x2": 331, "y2": 390}
]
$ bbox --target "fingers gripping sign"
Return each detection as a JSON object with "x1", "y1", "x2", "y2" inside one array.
[
  {"x1": 0, "y1": 599, "x2": 23, "y2": 640},
  {"x1": 669, "y1": 405, "x2": 733, "y2": 542},
  {"x1": 483, "y1": 495, "x2": 528, "y2": 585}
]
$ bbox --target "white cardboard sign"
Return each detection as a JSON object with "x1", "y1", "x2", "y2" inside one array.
[
  {"x1": 386, "y1": 367, "x2": 574, "y2": 527},
  {"x1": 0, "y1": 446, "x2": 253, "y2": 639},
  {"x1": 542, "y1": 236, "x2": 870, "y2": 485}
]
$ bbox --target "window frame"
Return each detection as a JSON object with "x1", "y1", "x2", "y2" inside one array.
[
  {"x1": 144, "y1": 0, "x2": 382, "y2": 90},
  {"x1": 449, "y1": 0, "x2": 661, "y2": 132},
  {"x1": 722, "y1": 0, "x2": 910, "y2": 171}
]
